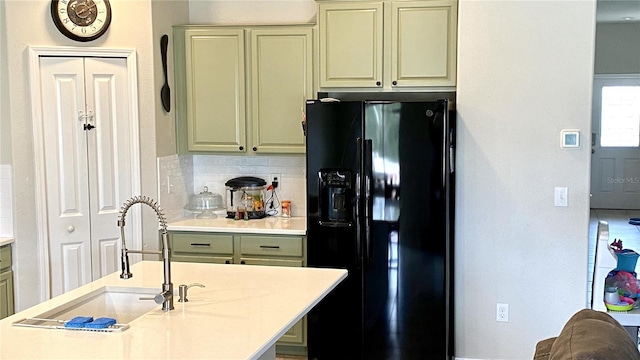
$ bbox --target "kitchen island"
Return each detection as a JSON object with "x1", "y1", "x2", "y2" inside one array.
[{"x1": 0, "y1": 261, "x2": 347, "y2": 359}]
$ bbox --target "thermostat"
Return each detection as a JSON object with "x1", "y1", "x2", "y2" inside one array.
[{"x1": 561, "y1": 130, "x2": 580, "y2": 148}]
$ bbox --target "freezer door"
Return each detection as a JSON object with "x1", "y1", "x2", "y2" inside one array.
[{"x1": 305, "y1": 100, "x2": 366, "y2": 359}]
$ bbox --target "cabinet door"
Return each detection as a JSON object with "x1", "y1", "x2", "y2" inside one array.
[
  {"x1": 318, "y1": 2, "x2": 383, "y2": 88},
  {"x1": 239, "y1": 235, "x2": 306, "y2": 346},
  {"x1": 390, "y1": 0, "x2": 457, "y2": 87},
  {"x1": 249, "y1": 28, "x2": 313, "y2": 154},
  {"x1": 184, "y1": 28, "x2": 246, "y2": 152},
  {"x1": 0, "y1": 270, "x2": 14, "y2": 319}
]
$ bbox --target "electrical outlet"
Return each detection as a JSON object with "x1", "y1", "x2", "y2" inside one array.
[
  {"x1": 270, "y1": 173, "x2": 282, "y2": 190},
  {"x1": 497, "y1": 303, "x2": 509, "y2": 322}
]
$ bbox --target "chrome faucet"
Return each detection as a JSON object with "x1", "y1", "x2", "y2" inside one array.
[{"x1": 118, "y1": 195, "x2": 173, "y2": 311}]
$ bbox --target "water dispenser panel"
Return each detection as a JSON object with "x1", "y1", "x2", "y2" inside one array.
[{"x1": 319, "y1": 170, "x2": 353, "y2": 226}]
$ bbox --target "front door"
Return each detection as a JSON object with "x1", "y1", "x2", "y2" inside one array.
[{"x1": 590, "y1": 75, "x2": 640, "y2": 209}]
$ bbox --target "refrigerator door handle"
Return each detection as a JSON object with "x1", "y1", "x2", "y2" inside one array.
[
  {"x1": 355, "y1": 138, "x2": 363, "y2": 270},
  {"x1": 442, "y1": 108, "x2": 448, "y2": 187},
  {"x1": 450, "y1": 136, "x2": 455, "y2": 174},
  {"x1": 448, "y1": 101, "x2": 455, "y2": 175},
  {"x1": 364, "y1": 139, "x2": 373, "y2": 268}
]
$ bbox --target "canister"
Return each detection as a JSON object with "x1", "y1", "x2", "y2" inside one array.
[{"x1": 282, "y1": 200, "x2": 291, "y2": 217}]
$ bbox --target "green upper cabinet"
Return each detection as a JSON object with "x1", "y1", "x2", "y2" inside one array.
[
  {"x1": 317, "y1": 0, "x2": 457, "y2": 91},
  {"x1": 318, "y1": 2, "x2": 384, "y2": 88},
  {"x1": 181, "y1": 28, "x2": 246, "y2": 153},
  {"x1": 174, "y1": 25, "x2": 313, "y2": 154},
  {"x1": 318, "y1": 2, "x2": 383, "y2": 88},
  {"x1": 250, "y1": 28, "x2": 313, "y2": 154}
]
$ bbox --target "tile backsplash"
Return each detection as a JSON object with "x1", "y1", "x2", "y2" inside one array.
[
  {"x1": 157, "y1": 155, "x2": 194, "y2": 222},
  {"x1": 158, "y1": 154, "x2": 306, "y2": 222},
  {"x1": 0, "y1": 164, "x2": 13, "y2": 237}
]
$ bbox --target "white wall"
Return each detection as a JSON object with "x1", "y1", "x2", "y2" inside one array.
[
  {"x1": 0, "y1": 1, "x2": 9, "y2": 165},
  {"x1": 189, "y1": 0, "x2": 316, "y2": 24},
  {"x1": 2, "y1": 0, "x2": 188, "y2": 311},
  {"x1": 455, "y1": 1, "x2": 595, "y2": 359},
  {"x1": 153, "y1": 0, "x2": 190, "y2": 157},
  {"x1": 0, "y1": 1, "x2": 13, "y2": 238}
]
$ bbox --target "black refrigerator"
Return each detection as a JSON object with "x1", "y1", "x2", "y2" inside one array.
[{"x1": 305, "y1": 99, "x2": 454, "y2": 360}]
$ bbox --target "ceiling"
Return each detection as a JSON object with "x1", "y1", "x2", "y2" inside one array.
[{"x1": 597, "y1": 0, "x2": 640, "y2": 22}]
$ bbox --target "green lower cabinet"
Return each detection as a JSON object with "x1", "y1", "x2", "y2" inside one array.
[
  {"x1": 169, "y1": 232, "x2": 234, "y2": 264},
  {"x1": 0, "y1": 245, "x2": 15, "y2": 319},
  {"x1": 168, "y1": 231, "x2": 307, "y2": 356}
]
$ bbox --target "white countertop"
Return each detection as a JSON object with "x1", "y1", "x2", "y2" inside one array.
[
  {"x1": 0, "y1": 237, "x2": 15, "y2": 247},
  {"x1": 167, "y1": 216, "x2": 307, "y2": 236},
  {"x1": 0, "y1": 261, "x2": 346, "y2": 359}
]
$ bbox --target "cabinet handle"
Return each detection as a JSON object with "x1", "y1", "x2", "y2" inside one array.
[
  {"x1": 392, "y1": 80, "x2": 397, "y2": 86},
  {"x1": 375, "y1": 81, "x2": 381, "y2": 86},
  {"x1": 252, "y1": 147, "x2": 257, "y2": 151},
  {"x1": 241, "y1": 260, "x2": 246, "y2": 264},
  {"x1": 225, "y1": 260, "x2": 230, "y2": 264},
  {"x1": 190, "y1": 243, "x2": 211, "y2": 247},
  {"x1": 239, "y1": 146, "x2": 244, "y2": 151},
  {"x1": 259, "y1": 245, "x2": 280, "y2": 249}
]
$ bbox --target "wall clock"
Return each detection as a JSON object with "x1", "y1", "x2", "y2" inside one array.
[{"x1": 51, "y1": 0, "x2": 112, "y2": 42}]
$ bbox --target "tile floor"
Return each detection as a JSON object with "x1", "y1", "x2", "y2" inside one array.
[{"x1": 588, "y1": 209, "x2": 640, "y2": 306}]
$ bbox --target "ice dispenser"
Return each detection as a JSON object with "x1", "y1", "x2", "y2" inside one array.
[{"x1": 319, "y1": 169, "x2": 353, "y2": 226}]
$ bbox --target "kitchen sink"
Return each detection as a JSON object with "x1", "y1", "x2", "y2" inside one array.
[{"x1": 32, "y1": 286, "x2": 161, "y2": 325}]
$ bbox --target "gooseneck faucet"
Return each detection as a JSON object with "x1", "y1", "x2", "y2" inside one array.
[{"x1": 118, "y1": 195, "x2": 173, "y2": 311}]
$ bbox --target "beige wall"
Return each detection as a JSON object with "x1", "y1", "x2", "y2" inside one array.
[
  {"x1": 0, "y1": 1, "x2": 10, "y2": 165},
  {"x1": 153, "y1": 0, "x2": 189, "y2": 157},
  {"x1": 595, "y1": 22, "x2": 640, "y2": 74},
  {"x1": 456, "y1": 0, "x2": 595, "y2": 358},
  {"x1": 2, "y1": 0, "x2": 187, "y2": 311},
  {"x1": 188, "y1": 0, "x2": 316, "y2": 24}
]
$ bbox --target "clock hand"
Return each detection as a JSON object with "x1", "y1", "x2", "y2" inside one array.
[{"x1": 76, "y1": 2, "x2": 97, "y2": 17}]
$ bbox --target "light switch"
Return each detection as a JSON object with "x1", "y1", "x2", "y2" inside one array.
[{"x1": 554, "y1": 187, "x2": 568, "y2": 207}]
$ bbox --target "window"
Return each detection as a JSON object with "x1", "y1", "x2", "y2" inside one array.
[{"x1": 600, "y1": 85, "x2": 640, "y2": 147}]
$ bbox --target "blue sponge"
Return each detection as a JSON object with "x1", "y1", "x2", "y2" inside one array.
[
  {"x1": 85, "y1": 317, "x2": 117, "y2": 329},
  {"x1": 64, "y1": 316, "x2": 94, "y2": 328}
]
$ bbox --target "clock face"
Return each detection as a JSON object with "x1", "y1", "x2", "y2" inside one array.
[{"x1": 51, "y1": 0, "x2": 112, "y2": 42}]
